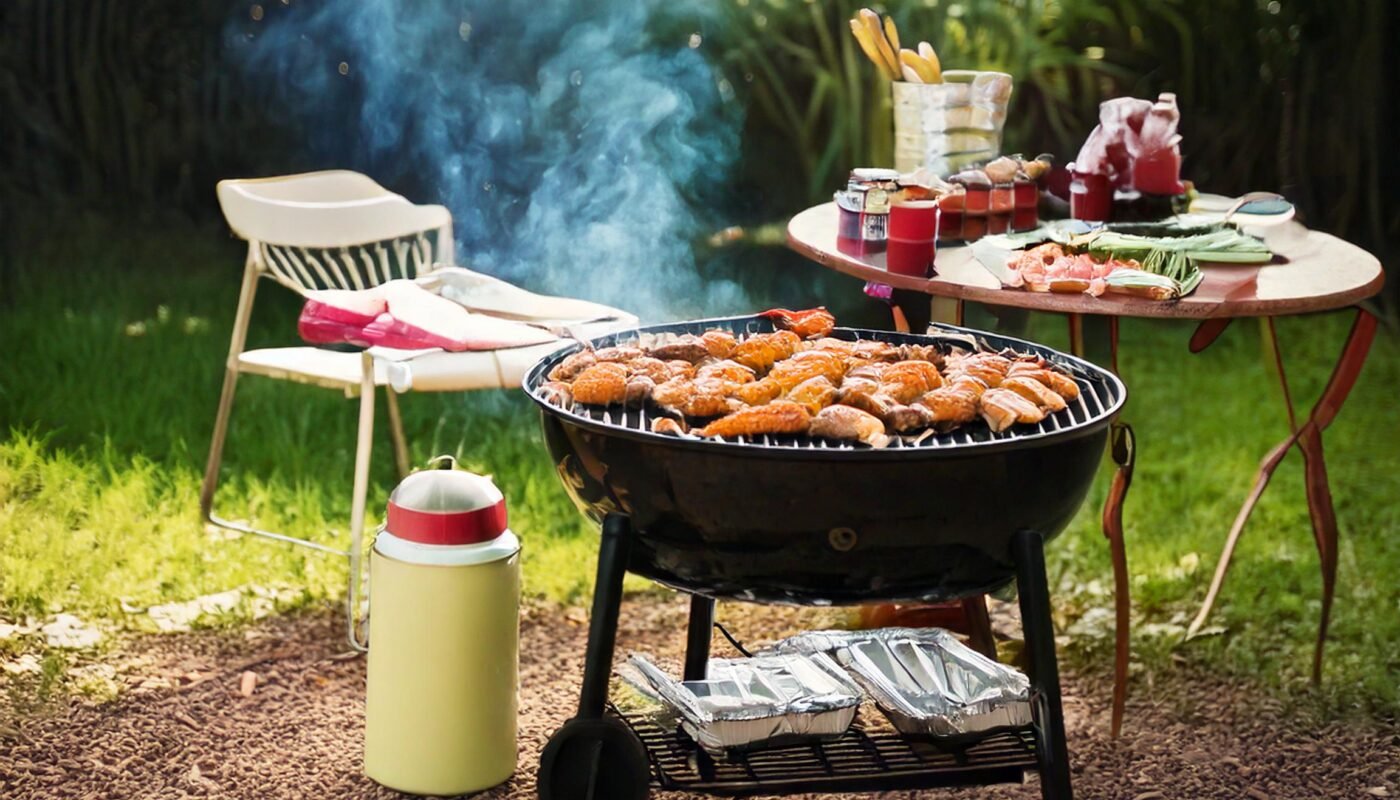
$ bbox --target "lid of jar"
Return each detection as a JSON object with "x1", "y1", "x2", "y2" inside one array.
[
  {"x1": 851, "y1": 167, "x2": 900, "y2": 183},
  {"x1": 384, "y1": 456, "x2": 508, "y2": 546}
]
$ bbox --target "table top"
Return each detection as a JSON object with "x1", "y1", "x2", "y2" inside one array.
[{"x1": 787, "y1": 203, "x2": 1384, "y2": 319}]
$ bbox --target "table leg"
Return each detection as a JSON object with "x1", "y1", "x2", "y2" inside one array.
[
  {"x1": 1187, "y1": 309, "x2": 1378, "y2": 684},
  {"x1": 1102, "y1": 422, "x2": 1134, "y2": 738}
]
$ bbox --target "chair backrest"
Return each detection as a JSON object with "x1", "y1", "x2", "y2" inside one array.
[{"x1": 216, "y1": 170, "x2": 455, "y2": 292}]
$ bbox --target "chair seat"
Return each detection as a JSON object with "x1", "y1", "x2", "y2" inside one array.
[
  {"x1": 236, "y1": 343, "x2": 566, "y2": 395},
  {"x1": 238, "y1": 347, "x2": 393, "y2": 393}
]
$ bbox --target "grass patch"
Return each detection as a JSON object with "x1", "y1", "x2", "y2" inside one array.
[{"x1": 2, "y1": 218, "x2": 1397, "y2": 718}]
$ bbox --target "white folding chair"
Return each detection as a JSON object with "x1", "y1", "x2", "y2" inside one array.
[{"x1": 201, "y1": 170, "x2": 636, "y2": 649}]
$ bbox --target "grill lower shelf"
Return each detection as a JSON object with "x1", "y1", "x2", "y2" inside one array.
[{"x1": 611, "y1": 706, "x2": 1038, "y2": 796}]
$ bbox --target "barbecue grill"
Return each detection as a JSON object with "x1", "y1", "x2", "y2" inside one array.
[{"x1": 529, "y1": 315, "x2": 1126, "y2": 800}]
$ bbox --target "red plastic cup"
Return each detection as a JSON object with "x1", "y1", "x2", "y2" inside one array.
[
  {"x1": 886, "y1": 201, "x2": 939, "y2": 277},
  {"x1": 963, "y1": 184, "x2": 990, "y2": 214},
  {"x1": 1070, "y1": 168, "x2": 1113, "y2": 222},
  {"x1": 988, "y1": 213, "x2": 1010, "y2": 235}
]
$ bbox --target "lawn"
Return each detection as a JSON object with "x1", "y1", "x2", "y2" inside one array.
[{"x1": 2, "y1": 217, "x2": 1397, "y2": 717}]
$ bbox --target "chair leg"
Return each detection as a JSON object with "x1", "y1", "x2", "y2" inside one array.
[
  {"x1": 346, "y1": 352, "x2": 377, "y2": 651},
  {"x1": 200, "y1": 363, "x2": 241, "y2": 521},
  {"x1": 384, "y1": 387, "x2": 412, "y2": 480}
]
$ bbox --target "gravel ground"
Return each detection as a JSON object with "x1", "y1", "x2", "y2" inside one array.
[{"x1": 1, "y1": 596, "x2": 1396, "y2": 800}]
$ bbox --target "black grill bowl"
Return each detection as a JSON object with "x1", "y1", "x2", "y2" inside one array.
[{"x1": 525, "y1": 316, "x2": 1125, "y2": 605}]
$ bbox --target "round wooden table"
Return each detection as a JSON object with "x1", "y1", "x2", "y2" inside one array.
[{"x1": 788, "y1": 201, "x2": 1385, "y2": 735}]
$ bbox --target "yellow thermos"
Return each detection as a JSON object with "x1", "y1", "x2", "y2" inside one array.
[{"x1": 363, "y1": 457, "x2": 520, "y2": 795}]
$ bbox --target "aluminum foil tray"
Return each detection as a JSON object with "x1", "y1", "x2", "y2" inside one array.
[
  {"x1": 619, "y1": 652, "x2": 862, "y2": 754},
  {"x1": 767, "y1": 628, "x2": 1032, "y2": 738}
]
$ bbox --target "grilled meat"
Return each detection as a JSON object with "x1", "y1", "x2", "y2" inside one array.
[
  {"x1": 548, "y1": 350, "x2": 597, "y2": 382},
  {"x1": 878, "y1": 360, "x2": 943, "y2": 404},
  {"x1": 538, "y1": 380, "x2": 573, "y2": 407},
  {"x1": 665, "y1": 360, "x2": 697, "y2": 380},
  {"x1": 594, "y1": 345, "x2": 645, "y2": 363},
  {"x1": 696, "y1": 359, "x2": 757, "y2": 384},
  {"x1": 1006, "y1": 364, "x2": 1080, "y2": 399},
  {"x1": 887, "y1": 403, "x2": 936, "y2": 433},
  {"x1": 759, "y1": 307, "x2": 836, "y2": 339},
  {"x1": 652, "y1": 377, "x2": 740, "y2": 418},
  {"x1": 1002, "y1": 375, "x2": 1068, "y2": 412},
  {"x1": 785, "y1": 376, "x2": 839, "y2": 416},
  {"x1": 698, "y1": 400, "x2": 811, "y2": 438},
  {"x1": 651, "y1": 417, "x2": 689, "y2": 436},
  {"x1": 625, "y1": 356, "x2": 672, "y2": 385},
  {"x1": 916, "y1": 376, "x2": 986, "y2": 426},
  {"x1": 769, "y1": 350, "x2": 845, "y2": 391},
  {"x1": 649, "y1": 335, "x2": 710, "y2": 364},
  {"x1": 809, "y1": 405, "x2": 890, "y2": 448},
  {"x1": 735, "y1": 377, "x2": 784, "y2": 406},
  {"x1": 569, "y1": 362, "x2": 629, "y2": 406},
  {"x1": 730, "y1": 337, "x2": 782, "y2": 374},
  {"x1": 701, "y1": 330, "x2": 737, "y2": 359},
  {"x1": 979, "y1": 388, "x2": 1046, "y2": 432},
  {"x1": 624, "y1": 376, "x2": 656, "y2": 408}
]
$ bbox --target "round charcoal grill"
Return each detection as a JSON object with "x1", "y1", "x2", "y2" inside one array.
[{"x1": 525, "y1": 315, "x2": 1126, "y2": 605}]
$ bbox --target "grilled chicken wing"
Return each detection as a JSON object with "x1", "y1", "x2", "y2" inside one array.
[
  {"x1": 915, "y1": 376, "x2": 986, "y2": 426},
  {"x1": 730, "y1": 337, "x2": 781, "y2": 374},
  {"x1": 735, "y1": 377, "x2": 784, "y2": 406},
  {"x1": 652, "y1": 377, "x2": 740, "y2": 418},
  {"x1": 785, "y1": 376, "x2": 839, "y2": 416},
  {"x1": 769, "y1": 350, "x2": 845, "y2": 391},
  {"x1": 878, "y1": 360, "x2": 943, "y2": 404},
  {"x1": 838, "y1": 389, "x2": 895, "y2": 420},
  {"x1": 570, "y1": 362, "x2": 630, "y2": 406},
  {"x1": 1006, "y1": 364, "x2": 1080, "y2": 399},
  {"x1": 665, "y1": 360, "x2": 697, "y2": 380},
  {"x1": 649, "y1": 335, "x2": 710, "y2": 364},
  {"x1": 809, "y1": 405, "x2": 890, "y2": 448},
  {"x1": 1002, "y1": 376, "x2": 1067, "y2": 412},
  {"x1": 979, "y1": 388, "x2": 1046, "y2": 432},
  {"x1": 625, "y1": 356, "x2": 672, "y2": 385},
  {"x1": 595, "y1": 346, "x2": 646, "y2": 363},
  {"x1": 899, "y1": 343, "x2": 944, "y2": 366},
  {"x1": 701, "y1": 330, "x2": 737, "y2": 359},
  {"x1": 696, "y1": 359, "x2": 757, "y2": 384},
  {"x1": 945, "y1": 352, "x2": 1012, "y2": 388},
  {"x1": 698, "y1": 400, "x2": 811, "y2": 438},
  {"x1": 548, "y1": 350, "x2": 597, "y2": 382}
]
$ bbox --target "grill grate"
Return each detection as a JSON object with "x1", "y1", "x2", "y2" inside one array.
[
  {"x1": 527, "y1": 316, "x2": 1124, "y2": 454},
  {"x1": 611, "y1": 705, "x2": 1037, "y2": 795}
]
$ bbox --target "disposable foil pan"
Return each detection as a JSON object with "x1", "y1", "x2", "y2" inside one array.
[
  {"x1": 619, "y1": 652, "x2": 861, "y2": 753},
  {"x1": 767, "y1": 628, "x2": 1032, "y2": 738}
]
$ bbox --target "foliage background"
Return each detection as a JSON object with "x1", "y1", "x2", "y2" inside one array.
[{"x1": 2, "y1": 0, "x2": 1395, "y2": 292}]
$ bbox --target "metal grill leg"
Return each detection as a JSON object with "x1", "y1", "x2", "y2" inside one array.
[
  {"x1": 577, "y1": 513, "x2": 633, "y2": 719},
  {"x1": 1015, "y1": 530, "x2": 1073, "y2": 800},
  {"x1": 683, "y1": 596, "x2": 716, "y2": 681}
]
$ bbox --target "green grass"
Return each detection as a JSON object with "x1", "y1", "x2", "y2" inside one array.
[{"x1": 2, "y1": 218, "x2": 1397, "y2": 718}]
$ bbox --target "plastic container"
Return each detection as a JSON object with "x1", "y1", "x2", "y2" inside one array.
[
  {"x1": 886, "y1": 201, "x2": 939, "y2": 278},
  {"x1": 363, "y1": 457, "x2": 521, "y2": 796},
  {"x1": 892, "y1": 71, "x2": 1014, "y2": 174}
]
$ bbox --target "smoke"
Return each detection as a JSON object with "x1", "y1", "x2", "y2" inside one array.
[{"x1": 227, "y1": 0, "x2": 745, "y2": 320}]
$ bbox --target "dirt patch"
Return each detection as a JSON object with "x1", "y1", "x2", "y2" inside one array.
[{"x1": 1, "y1": 597, "x2": 1396, "y2": 799}]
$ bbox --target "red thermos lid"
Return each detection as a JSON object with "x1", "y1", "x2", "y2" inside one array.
[{"x1": 384, "y1": 458, "x2": 507, "y2": 547}]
